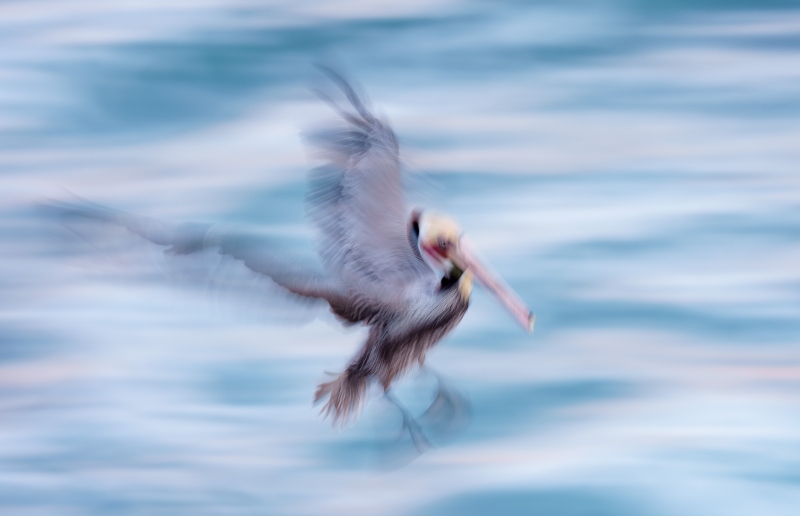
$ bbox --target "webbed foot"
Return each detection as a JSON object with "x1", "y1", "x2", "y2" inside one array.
[
  {"x1": 419, "y1": 369, "x2": 472, "y2": 441},
  {"x1": 384, "y1": 390, "x2": 433, "y2": 453}
]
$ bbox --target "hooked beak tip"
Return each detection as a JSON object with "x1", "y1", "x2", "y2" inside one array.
[{"x1": 527, "y1": 312, "x2": 536, "y2": 334}]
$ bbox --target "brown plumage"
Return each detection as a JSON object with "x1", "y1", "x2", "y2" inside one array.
[
  {"x1": 44, "y1": 68, "x2": 534, "y2": 434},
  {"x1": 314, "y1": 273, "x2": 471, "y2": 423}
]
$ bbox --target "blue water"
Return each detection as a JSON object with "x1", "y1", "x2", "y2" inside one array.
[{"x1": 2, "y1": 1, "x2": 800, "y2": 514}]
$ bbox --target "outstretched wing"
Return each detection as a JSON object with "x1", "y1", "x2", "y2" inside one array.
[
  {"x1": 41, "y1": 199, "x2": 370, "y2": 321},
  {"x1": 306, "y1": 69, "x2": 433, "y2": 308}
]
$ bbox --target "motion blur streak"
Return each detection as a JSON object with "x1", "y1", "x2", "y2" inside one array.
[
  {"x1": 45, "y1": 71, "x2": 533, "y2": 448},
  {"x1": 1, "y1": 0, "x2": 800, "y2": 515}
]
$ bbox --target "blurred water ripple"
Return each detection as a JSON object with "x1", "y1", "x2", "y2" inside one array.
[{"x1": 1, "y1": 0, "x2": 799, "y2": 514}]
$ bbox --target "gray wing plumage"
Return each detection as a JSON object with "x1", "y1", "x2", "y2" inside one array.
[
  {"x1": 42, "y1": 71, "x2": 433, "y2": 327},
  {"x1": 43, "y1": 199, "x2": 353, "y2": 313},
  {"x1": 306, "y1": 69, "x2": 434, "y2": 312}
]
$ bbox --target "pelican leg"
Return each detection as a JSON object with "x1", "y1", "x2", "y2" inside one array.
[
  {"x1": 419, "y1": 368, "x2": 471, "y2": 440},
  {"x1": 384, "y1": 390, "x2": 432, "y2": 453}
]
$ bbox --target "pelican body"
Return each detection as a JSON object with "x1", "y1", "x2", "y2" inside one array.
[
  {"x1": 47, "y1": 69, "x2": 534, "y2": 430},
  {"x1": 314, "y1": 213, "x2": 474, "y2": 422}
]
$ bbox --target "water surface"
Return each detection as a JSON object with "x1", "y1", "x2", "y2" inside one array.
[{"x1": 1, "y1": 1, "x2": 799, "y2": 514}]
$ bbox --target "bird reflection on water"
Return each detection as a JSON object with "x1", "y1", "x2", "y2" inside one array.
[{"x1": 47, "y1": 68, "x2": 534, "y2": 456}]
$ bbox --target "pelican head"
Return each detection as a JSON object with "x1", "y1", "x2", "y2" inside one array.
[
  {"x1": 412, "y1": 210, "x2": 465, "y2": 280},
  {"x1": 410, "y1": 209, "x2": 535, "y2": 333}
]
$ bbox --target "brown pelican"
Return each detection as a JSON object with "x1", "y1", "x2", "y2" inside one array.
[{"x1": 46, "y1": 69, "x2": 534, "y2": 448}]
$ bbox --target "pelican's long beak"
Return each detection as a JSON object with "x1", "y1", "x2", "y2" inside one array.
[{"x1": 455, "y1": 237, "x2": 535, "y2": 334}]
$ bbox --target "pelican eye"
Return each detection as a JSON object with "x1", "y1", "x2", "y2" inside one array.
[{"x1": 438, "y1": 237, "x2": 448, "y2": 249}]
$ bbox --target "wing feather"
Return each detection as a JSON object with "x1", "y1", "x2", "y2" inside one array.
[
  {"x1": 306, "y1": 71, "x2": 433, "y2": 311},
  {"x1": 42, "y1": 200, "x2": 354, "y2": 312},
  {"x1": 41, "y1": 72, "x2": 431, "y2": 326}
]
